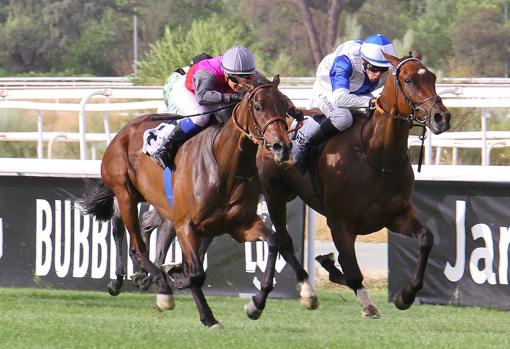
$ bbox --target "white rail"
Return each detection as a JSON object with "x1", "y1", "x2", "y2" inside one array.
[{"x1": 0, "y1": 79, "x2": 509, "y2": 162}]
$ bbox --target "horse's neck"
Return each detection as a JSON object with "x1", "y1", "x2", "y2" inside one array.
[
  {"x1": 213, "y1": 119, "x2": 258, "y2": 180},
  {"x1": 364, "y1": 109, "x2": 410, "y2": 169}
]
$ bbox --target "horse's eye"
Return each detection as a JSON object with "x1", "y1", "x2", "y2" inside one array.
[
  {"x1": 254, "y1": 104, "x2": 262, "y2": 112},
  {"x1": 404, "y1": 78, "x2": 412, "y2": 84}
]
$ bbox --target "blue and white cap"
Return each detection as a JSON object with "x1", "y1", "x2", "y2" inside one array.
[{"x1": 360, "y1": 34, "x2": 396, "y2": 68}]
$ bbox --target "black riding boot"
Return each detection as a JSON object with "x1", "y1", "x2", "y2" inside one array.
[
  {"x1": 153, "y1": 122, "x2": 201, "y2": 169},
  {"x1": 294, "y1": 118, "x2": 338, "y2": 174}
]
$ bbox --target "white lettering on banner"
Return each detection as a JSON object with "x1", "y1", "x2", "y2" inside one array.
[
  {"x1": 54, "y1": 200, "x2": 72, "y2": 278},
  {"x1": 498, "y1": 227, "x2": 510, "y2": 285},
  {"x1": 91, "y1": 219, "x2": 108, "y2": 279},
  {"x1": 35, "y1": 199, "x2": 53, "y2": 275},
  {"x1": 244, "y1": 241, "x2": 287, "y2": 290},
  {"x1": 469, "y1": 224, "x2": 497, "y2": 284},
  {"x1": 73, "y1": 207, "x2": 89, "y2": 277},
  {"x1": 444, "y1": 200, "x2": 466, "y2": 282},
  {"x1": 443, "y1": 200, "x2": 510, "y2": 285}
]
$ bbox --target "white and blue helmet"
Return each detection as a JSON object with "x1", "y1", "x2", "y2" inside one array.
[{"x1": 360, "y1": 34, "x2": 396, "y2": 68}]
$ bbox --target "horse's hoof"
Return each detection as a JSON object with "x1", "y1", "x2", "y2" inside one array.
[
  {"x1": 361, "y1": 304, "x2": 381, "y2": 319},
  {"x1": 315, "y1": 252, "x2": 335, "y2": 264},
  {"x1": 300, "y1": 295, "x2": 319, "y2": 310},
  {"x1": 107, "y1": 281, "x2": 120, "y2": 296},
  {"x1": 244, "y1": 299, "x2": 263, "y2": 320},
  {"x1": 209, "y1": 323, "x2": 224, "y2": 331},
  {"x1": 394, "y1": 290, "x2": 413, "y2": 310},
  {"x1": 156, "y1": 293, "x2": 175, "y2": 311}
]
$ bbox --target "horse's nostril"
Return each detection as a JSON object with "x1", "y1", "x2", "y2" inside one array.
[
  {"x1": 434, "y1": 113, "x2": 443, "y2": 123},
  {"x1": 273, "y1": 142, "x2": 283, "y2": 152}
]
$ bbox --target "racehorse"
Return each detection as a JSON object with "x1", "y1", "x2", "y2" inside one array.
[
  {"x1": 256, "y1": 51, "x2": 451, "y2": 318},
  {"x1": 79, "y1": 76, "x2": 313, "y2": 328}
]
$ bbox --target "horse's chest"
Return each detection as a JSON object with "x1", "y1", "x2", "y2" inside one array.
[{"x1": 196, "y1": 183, "x2": 259, "y2": 232}]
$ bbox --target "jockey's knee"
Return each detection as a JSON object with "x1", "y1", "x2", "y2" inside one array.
[{"x1": 328, "y1": 111, "x2": 353, "y2": 131}]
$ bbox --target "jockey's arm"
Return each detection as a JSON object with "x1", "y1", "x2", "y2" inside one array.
[
  {"x1": 329, "y1": 55, "x2": 372, "y2": 109},
  {"x1": 193, "y1": 70, "x2": 240, "y2": 106},
  {"x1": 333, "y1": 88, "x2": 373, "y2": 109}
]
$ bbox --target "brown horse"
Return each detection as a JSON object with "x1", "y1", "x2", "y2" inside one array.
[
  {"x1": 256, "y1": 51, "x2": 451, "y2": 318},
  {"x1": 79, "y1": 76, "x2": 310, "y2": 328}
]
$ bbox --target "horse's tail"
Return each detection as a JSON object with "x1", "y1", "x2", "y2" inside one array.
[{"x1": 78, "y1": 179, "x2": 115, "y2": 222}]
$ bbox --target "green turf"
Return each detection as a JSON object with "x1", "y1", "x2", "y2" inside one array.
[{"x1": 0, "y1": 287, "x2": 508, "y2": 349}]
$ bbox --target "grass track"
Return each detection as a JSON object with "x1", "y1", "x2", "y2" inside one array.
[{"x1": 0, "y1": 287, "x2": 509, "y2": 349}]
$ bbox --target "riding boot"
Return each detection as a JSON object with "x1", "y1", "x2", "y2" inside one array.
[
  {"x1": 153, "y1": 118, "x2": 202, "y2": 169},
  {"x1": 294, "y1": 118, "x2": 338, "y2": 174}
]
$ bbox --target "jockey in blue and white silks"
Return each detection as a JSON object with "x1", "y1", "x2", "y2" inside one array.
[{"x1": 294, "y1": 34, "x2": 397, "y2": 173}]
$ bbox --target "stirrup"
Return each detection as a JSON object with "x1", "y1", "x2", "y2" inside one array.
[{"x1": 152, "y1": 149, "x2": 171, "y2": 169}]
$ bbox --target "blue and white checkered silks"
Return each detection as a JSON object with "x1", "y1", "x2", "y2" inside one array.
[{"x1": 360, "y1": 34, "x2": 396, "y2": 67}]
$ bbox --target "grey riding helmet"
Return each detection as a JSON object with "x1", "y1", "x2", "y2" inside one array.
[{"x1": 221, "y1": 46, "x2": 256, "y2": 76}]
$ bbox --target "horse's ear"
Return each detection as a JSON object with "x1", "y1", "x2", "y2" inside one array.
[
  {"x1": 382, "y1": 51, "x2": 400, "y2": 68},
  {"x1": 272, "y1": 74, "x2": 280, "y2": 87},
  {"x1": 414, "y1": 49, "x2": 422, "y2": 60}
]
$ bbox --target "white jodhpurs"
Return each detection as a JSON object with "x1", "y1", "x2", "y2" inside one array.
[
  {"x1": 167, "y1": 74, "x2": 211, "y2": 127},
  {"x1": 310, "y1": 91, "x2": 353, "y2": 132}
]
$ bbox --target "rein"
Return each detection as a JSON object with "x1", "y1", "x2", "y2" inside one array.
[
  {"x1": 373, "y1": 57, "x2": 441, "y2": 172},
  {"x1": 211, "y1": 83, "x2": 288, "y2": 181},
  {"x1": 231, "y1": 84, "x2": 288, "y2": 150}
]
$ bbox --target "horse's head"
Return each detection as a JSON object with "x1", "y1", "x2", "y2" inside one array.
[
  {"x1": 381, "y1": 50, "x2": 451, "y2": 135},
  {"x1": 232, "y1": 75, "x2": 292, "y2": 163}
]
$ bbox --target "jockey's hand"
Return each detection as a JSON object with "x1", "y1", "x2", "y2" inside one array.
[
  {"x1": 294, "y1": 109, "x2": 304, "y2": 122},
  {"x1": 369, "y1": 97, "x2": 377, "y2": 111},
  {"x1": 223, "y1": 93, "x2": 243, "y2": 104}
]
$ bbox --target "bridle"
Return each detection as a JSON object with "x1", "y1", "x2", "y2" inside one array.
[
  {"x1": 375, "y1": 57, "x2": 442, "y2": 129},
  {"x1": 373, "y1": 57, "x2": 443, "y2": 172},
  {"x1": 231, "y1": 83, "x2": 289, "y2": 150},
  {"x1": 211, "y1": 83, "x2": 289, "y2": 181}
]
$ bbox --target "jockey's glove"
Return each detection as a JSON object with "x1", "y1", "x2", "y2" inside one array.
[
  {"x1": 223, "y1": 93, "x2": 244, "y2": 104},
  {"x1": 368, "y1": 97, "x2": 377, "y2": 111}
]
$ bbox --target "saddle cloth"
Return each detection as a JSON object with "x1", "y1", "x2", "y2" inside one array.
[{"x1": 143, "y1": 122, "x2": 176, "y2": 157}]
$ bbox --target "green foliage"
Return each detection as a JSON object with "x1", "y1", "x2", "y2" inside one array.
[
  {"x1": 413, "y1": 0, "x2": 458, "y2": 70},
  {"x1": 133, "y1": 15, "x2": 258, "y2": 85},
  {"x1": 450, "y1": 5, "x2": 509, "y2": 77},
  {"x1": 65, "y1": 15, "x2": 118, "y2": 75}
]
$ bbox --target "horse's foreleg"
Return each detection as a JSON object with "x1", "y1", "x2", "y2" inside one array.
[
  {"x1": 176, "y1": 223, "x2": 219, "y2": 328},
  {"x1": 330, "y1": 225, "x2": 380, "y2": 319},
  {"x1": 259, "y1": 163, "x2": 318, "y2": 310},
  {"x1": 244, "y1": 223, "x2": 279, "y2": 320},
  {"x1": 154, "y1": 219, "x2": 176, "y2": 268},
  {"x1": 108, "y1": 204, "x2": 126, "y2": 296},
  {"x1": 116, "y1": 196, "x2": 174, "y2": 310},
  {"x1": 389, "y1": 205, "x2": 433, "y2": 310}
]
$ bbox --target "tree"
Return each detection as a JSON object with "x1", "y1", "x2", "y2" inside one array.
[
  {"x1": 133, "y1": 15, "x2": 259, "y2": 85},
  {"x1": 450, "y1": 5, "x2": 509, "y2": 77}
]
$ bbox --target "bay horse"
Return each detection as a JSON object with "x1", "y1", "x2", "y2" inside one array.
[
  {"x1": 256, "y1": 51, "x2": 451, "y2": 318},
  {"x1": 79, "y1": 76, "x2": 314, "y2": 328}
]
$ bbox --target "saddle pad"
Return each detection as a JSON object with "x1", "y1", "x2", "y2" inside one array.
[{"x1": 143, "y1": 122, "x2": 176, "y2": 156}]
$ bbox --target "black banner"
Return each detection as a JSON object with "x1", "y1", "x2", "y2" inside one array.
[
  {"x1": 0, "y1": 176, "x2": 305, "y2": 298},
  {"x1": 389, "y1": 181, "x2": 510, "y2": 309}
]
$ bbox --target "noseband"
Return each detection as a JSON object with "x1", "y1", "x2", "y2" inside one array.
[
  {"x1": 232, "y1": 84, "x2": 288, "y2": 150},
  {"x1": 375, "y1": 57, "x2": 441, "y2": 129}
]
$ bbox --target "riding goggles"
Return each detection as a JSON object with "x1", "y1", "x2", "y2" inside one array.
[{"x1": 365, "y1": 63, "x2": 389, "y2": 73}]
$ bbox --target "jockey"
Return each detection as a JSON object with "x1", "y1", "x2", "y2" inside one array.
[
  {"x1": 294, "y1": 34, "x2": 396, "y2": 173},
  {"x1": 152, "y1": 45, "x2": 257, "y2": 168}
]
